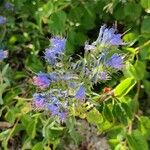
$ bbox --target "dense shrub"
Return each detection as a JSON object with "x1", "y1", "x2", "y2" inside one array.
[{"x1": 0, "y1": 0, "x2": 150, "y2": 149}]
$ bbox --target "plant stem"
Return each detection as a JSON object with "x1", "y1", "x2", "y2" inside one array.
[
  {"x1": 4, "y1": 117, "x2": 20, "y2": 150},
  {"x1": 0, "y1": 26, "x2": 6, "y2": 43},
  {"x1": 14, "y1": 96, "x2": 32, "y2": 101},
  {"x1": 135, "y1": 40, "x2": 150, "y2": 53}
]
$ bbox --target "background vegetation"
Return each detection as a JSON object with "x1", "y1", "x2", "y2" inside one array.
[{"x1": 0, "y1": 0, "x2": 150, "y2": 149}]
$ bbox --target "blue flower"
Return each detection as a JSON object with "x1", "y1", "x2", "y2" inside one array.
[
  {"x1": 61, "y1": 73, "x2": 77, "y2": 81},
  {"x1": 99, "y1": 50, "x2": 108, "y2": 62},
  {"x1": 84, "y1": 25, "x2": 124, "y2": 51},
  {"x1": 106, "y1": 54, "x2": 124, "y2": 69},
  {"x1": 44, "y1": 37, "x2": 66, "y2": 65},
  {"x1": 50, "y1": 37, "x2": 66, "y2": 53},
  {"x1": 4, "y1": 2, "x2": 14, "y2": 11},
  {"x1": 95, "y1": 25, "x2": 124, "y2": 46},
  {"x1": 59, "y1": 112, "x2": 67, "y2": 122},
  {"x1": 48, "y1": 104, "x2": 60, "y2": 115},
  {"x1": 50, "y1": 96, "x2": 61, "y2": 106},
  {"x1": 68, "y1": 82, "x2": 78, "y2": 88},
  {"x1": 85, "y1": 42, "x2": 96, "y2": 51},
  {"x1": 33, "y1": 72, "x2": 50, "y2": 89},
  {"x1": 0, "y1": 16, "x2": 7, "y2": 25},
  {"x1": 44, "y1": 49, "x2": 57, "y2": 65},
  {"x1": 83, "y1": 67, "x2": 91, "y2": 76},
  {"x1": 91, "y1": 73, "x2": 98, "y2": 84},
  {"x1": 75, "y1": 85, "x2": 86, "y2": 100},
  {"x1": 0, "y1": 49, "x2": 8, "y2": 60},
  {"x1": 100, "y1": 71, "x2": 109, "y2": 80},
  {"x1": 33, "y1": 93, "x2": 46, "y2": 109},
  {"x1": 49, "y1": 72, "x2": 58, "y2": 81},
  {"x1": 48, "y1": 96, "x2": 68, "y2": 121}
]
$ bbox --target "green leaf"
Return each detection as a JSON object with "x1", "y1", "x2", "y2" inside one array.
[
  {"x1": 114, "y1": 77, "x2": 136, "y2": 97},
  {"x1": 141, "y1": 16, "x2": 150, "y2": 37},
  {"x1": 5, "y1": 110, "x2": 16, "y2": 124},
  {"x1": 21, "y1": 114, "x2": 31, "y2": 127},
  {"x1": 66, "y1": 31, "x2": 87, "y2": 55},
  {"x1": 0, "y1": 129, "x2": 11, "y2": 141},
  {"x1": 138, "y1": 116, "x2": 150, "y2": 139},
  {"x1": 0, "y1": 83, "x2": 9, "y2": 105},
  {"x1": 25, "y1": 55, "x2": 44, "y2": 72},
  {"x1": 108, "y1": 125, "x2": 125, "y2": 139},
  {"x1": 127, "y1": 130, "x2": 148, "y2": 150},
  {"x1": 123, "y1": 32, "x2": 138, "y2": 43},
  {"x1": 42, "y1": 118, "x2": 64, "y2": 141},
  {"x1": 5, "y1": 107, "x2": 20, "y2": 124},
  {"x1": 114, "y1": 4, "x2": 125, "y2": 20},
  {"x1": 2, "y1": 64, "x2": 9, "y2": 76},
  {"x1": 103, "y1": 104, "x2": 114, "y2": 122},
  {"x1": 124, "y1": 2, "x2": 142, "y2": 21},
  {"x1": 97, "y1": 120, "x2": 112, "y2": 132},
  {"x1": 42, "y1": 1, "x2": 53, "y2": 18},
  {"x1": 66, "y1": 117, "x2": 81, "y2": 144},
  {"x1": 87, "y1": 108, "x2": 103, "y2": 124},
  {"x1": 75, "y1": 32, "x2": 87, "y2": 46},
  {"x1": 79, "y1": 6, "x2": 95, "y2": 30},
  {"x1": 42, "y1": 119, "x2": 55, "y2": 140},
  {"x1": 34, "y1": 1, "x2": 53, "y2": 33},
  {"x1": 140, "y1": 0, "x2": 150, "y2": 13},
  {"x1": 108, "y1": 139, "x2": 120, "y2": 150},
  {"x1": 113, "y1": 103, "x2": 128, "y2": 125},
  {"x1": 48, "y1": 127, "x2": 64, "y2": 139},
  {"x1": 14, "y1": 71, "x2": 27, "y2": 79},
  {"x1": 134, "y1": 61, "x2": 145, "y2": 80},
  {"x1": 125, "y1": 61, "x2": 145, "y2": 80},
  {"x1": 48, "y1": 11, "x2": 67, "y2": 34},
  {"x1": 121, "y1": 102, "x2": 133, "y2": 120},
  {"x1": 22, "y1": 137, "x2": 32, "y2": 150},
  {"x1": 140, "y1": 45, "x2": 150, "y2": 60},
  {"x1": 143, "y1": 80, "x2": 150, "y2": 96},
  {"x1": 32, "y1": 142, "x2": 44, "y2": 150},
  {"x1": 26, "y1": 118, "x2": 37, "y2": 139},
  {"x1": 3, "y1": 88, "x2": 22, "y2": 104}
]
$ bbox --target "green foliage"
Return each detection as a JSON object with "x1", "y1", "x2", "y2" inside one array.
[
  {"x1": 48, "y1": 11, "x2": 67, "y2": 35},
  {"x1": 87, "y1": 108, "x2": 103, "y2": 124},
  {"x1": 0, "y1": 0, "x2": 150, "y2": 149},
  {"x1": 114, "y1": 77, "x2": 136, "y2": 97},
  {"x1": 140, "y1": 0, "x2": 150, "y2": 13},
  {"x1": 125, "y1": 61, "x2": 146, "y2": 80},
  {"x1": 127, "y1": 130, "x2": 148, "y2": 150},
  {"x1": 141, "y1": 16, "x2": 150, "y2": 36}
]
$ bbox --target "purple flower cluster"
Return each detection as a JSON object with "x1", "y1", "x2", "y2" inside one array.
[
  {"x1": 32, "y1": 25, "x2": 126, "y2": 122},
  {"x1": 100, "y1": 71, "x2": 109, "y2": 80},
  {"x1": 33, "y1": 73, "x2": 50, "y2": 89},
  {"x1": 0, "y1": 16, "x2": 7, "y2": 25},
  {"x1": 83, "y1": 25, "x2": 125, "y2": 84},
  {"x1": 48, "y1": 96, "x2": 68, "y2": 122},
  {"x1": 75, "y1": 85, "x2": 86, "y2": 101},
  {"x1": 33, "y1": 72, "x2": 60, "y2": 89},
  {"x1": 33, "y1": 35, "x2": 83, "y2": 120},
  {"x1": 44, "y1": 37, "x2": 66, "y2": 65},
  {"x1": 95, "y1": 25, "x2": 125, "y2": 46},
  {"x1": 33, "y1": 93, "x2": 46, "y2": 109},
  {"x1": 90, "y1": 70, "x2": 109, "y2": 84},
  {"x1": 0, "y1": 49, "x2": 8, "y2": 60},
  {"x1": 85, "y1": 25, "x2": 125, "y2": 51},
  {"x1": 32, "y1": 72, "x2": 86, "y2": 121},
  {"x1": 33, "y1": 92, "x2": 68, "y2": 122},
  {"x1": 106, "y1": 54, "x2": 124, "y2": 69}
]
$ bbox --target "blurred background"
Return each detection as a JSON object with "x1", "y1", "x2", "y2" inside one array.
[{"x1": 0, "y1": 0, "x2": 150, "y2": 149}]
